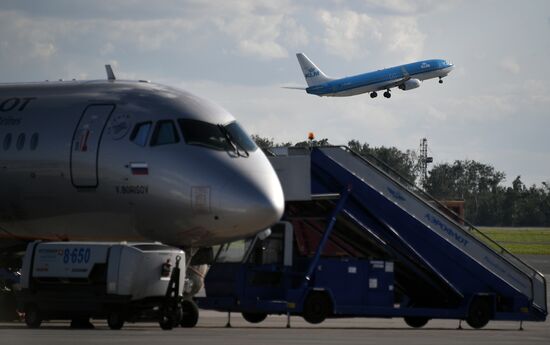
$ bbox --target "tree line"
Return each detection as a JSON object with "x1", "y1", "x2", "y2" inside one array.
[{"x1": 252, "y1": 135, "x2": 550, "y2": 226}]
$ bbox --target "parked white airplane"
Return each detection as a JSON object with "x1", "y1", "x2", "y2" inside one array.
[{"x1": 0, "y1": 65, "x2": 284, "y2": 289}]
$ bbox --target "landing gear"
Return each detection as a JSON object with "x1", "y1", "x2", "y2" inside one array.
[
  {"x1": 383, "y1": 90, "x2": 391, "y2": 98},
  {"x1": 439, "y1": 77, "x2": 443, "y2": 84},
  {"x1": 370, "y1": 91, "x2": 377, "y2": 98}
]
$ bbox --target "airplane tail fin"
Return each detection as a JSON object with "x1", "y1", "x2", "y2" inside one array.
[{"x1": 296, "y1": 53, "x2": 332, "y2": 87}]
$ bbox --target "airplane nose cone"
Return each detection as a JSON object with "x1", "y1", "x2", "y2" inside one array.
[{"x1": 219, "y1": 169, "x2": 284, "y2": 237}]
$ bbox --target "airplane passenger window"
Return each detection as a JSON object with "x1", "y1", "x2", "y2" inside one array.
[
  {"x1": 151, "y1": 120, "x2": 180, "y2": 146},
  {"x1": 130, "y1": 122, "x2": 152, "y2": 147},
  {"x1": 30, "y1": 133, "x2": 39, "y2": 151},
  {"x1": 178, "y1": 119, "x2": 231, "y2": 151},
  {"x1": 16, "y1": 133, "x2": 25, "y2": 150},
  {"x1": 2, "y1": 133, "x2": 11, "y2": 150}
]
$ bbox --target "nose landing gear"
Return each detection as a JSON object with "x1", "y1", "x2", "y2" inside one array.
[{"x1": 439, "y1": 77, "x2": 443, "y2": 84}]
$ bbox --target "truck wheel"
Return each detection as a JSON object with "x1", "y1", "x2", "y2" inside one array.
[
  {"x1": 242, "y1": 312, "x2": 267, "y2": 324},
  {"x1": 466, "y1": 298, "x2": 491, "y2": 329},
  {"x1": 24, "y1": 305, "x2": 42, "y2": 329},
  {"x1": 159, "y1": 314, "x2": 175, "y2": 330},
  {"x1": 303, "y1": 292, "x2": 331, "y2": 324},
  {"x1": 0, "y1": 290, "x2": 18, "y2": 321},
  {"x1": 404, "y1": 316, "x2": 429, "y2": 328},
  {"x1": 107, "y1": 312, "x2": 125, "y2": 330},
  {"x1": 179, "y1": 300, "x2": 199, "y2": 328}
]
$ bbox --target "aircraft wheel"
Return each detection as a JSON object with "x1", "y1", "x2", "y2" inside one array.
[
  {"x1": 179, "y1": 300, "x2": 199, "y2": 328},
  {"x1": 303, "y1": 292, "x2": 331, "y2": 324},
  {"x1": 242, "y1": 312, "x2": 267, "y2": 324},
  {"x1": 466, "y1": 298, "x2": 491, "y2": 329},
  {"x1": 24, "y1": 305, "x2": 42, "y2": 329},
  {"x1": 370, "y1": 92, "x2": 377, "y2": 98},
  {"x1": 107, "y1": 311, "x2": 125, "y2": 330},
  {"x1": 439, "y1": 78, "x2": 443, "y2": 84},
  {"x1": 404, "y1": 316, "x2": 429, "y2": 328},
  {"x1": 383, "y1": 91, "x2": 391, "y2": 98}
]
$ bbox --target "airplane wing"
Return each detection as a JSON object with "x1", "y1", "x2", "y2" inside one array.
[
  {"x1": 282, "y1": 86, "x2": 307, "y2": 90},
  {"x1": 373, "y1": 66, "x2": 411, "y2": 91}
]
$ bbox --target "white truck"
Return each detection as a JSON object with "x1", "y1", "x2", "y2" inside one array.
[{"x1": 17, "y1": 241, "x2": 198, "y2": 329}]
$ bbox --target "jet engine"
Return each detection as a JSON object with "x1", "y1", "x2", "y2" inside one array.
[{"x1": 398, "y1": 78, "x2": 421, "y2": 90}]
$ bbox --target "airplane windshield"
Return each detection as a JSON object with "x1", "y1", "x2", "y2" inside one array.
[
  {"x1": 178, "y1": 119, "x2": 257, "y2": 153},
  {"x1": 178, "y1": 119, "x2": 232, "y2": 151},
  {"x1": 224, "y1": 121, "x2": 258, "y2": 152}
]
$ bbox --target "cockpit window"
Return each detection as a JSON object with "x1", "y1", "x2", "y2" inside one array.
[
  {"x1": 224, "y1": 121, "x2": 257, "y2": 152},
  {"x1": 178, "y1": 119, "x2": 257, "y2": 154},
  {"x1": 130, "y1": 122, "x2": 152, "y2": 147},
  {"x1": 151, "y1": 120, "x2": 180, "y2": 146},
  {"x1": 178, "y1": 119, "x2": 232, "y2": 151}
]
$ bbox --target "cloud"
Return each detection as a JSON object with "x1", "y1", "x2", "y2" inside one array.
[
  {"x1": 212, "y1": 7, "x2": 308, "y2": 60},
  {"x1": 522, "y1": 79, "x2": 550, "y2": 105},
  {"x1": 317, "y1": 10, "x2": 381, "y2": 60},
  {"x1": 316, "y1": 9, "x2": 425, "y2": 62},
  {"x1": 0, "y1": 2, "x2": 307, "y2": 63},
  {"x1": 0, "y1": 11, "x2": 58, "y2": 62},
  {"x1": 32, "y1": 42, "x2": 56, "y2": 58},
  {"x1": 361, "y1": 0, "x2": 454, "y2": 15},
  {"x1": 214, "y1": 14, "x2": 289, "y2": 59},
  {"x1": 425, "y1": 105, "x2": 448, "y2": 121},
  {"x1": 499, "y1": 57, "x2": 520, "y2": 74},
  {"x1": 445, "y1": 94, "x2": 517, "y2": 122}
]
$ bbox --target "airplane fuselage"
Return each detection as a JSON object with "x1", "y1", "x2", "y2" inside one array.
[{"x1": 0, "y1": 80, "x2": 284, "y2": 249}]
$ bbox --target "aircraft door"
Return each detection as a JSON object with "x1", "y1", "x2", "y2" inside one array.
[{"x1": 70, "y1": 104, "x2": 116, "y2": 188}]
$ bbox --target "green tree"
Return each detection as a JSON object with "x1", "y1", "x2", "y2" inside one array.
[
  {"x1": 348, "y1": 140, "x2": 419, "y2": 183},
  {"x1": 251, "y1": 135, "x2": 274, "y2": 150},
  {"x1": 294, "y1": 138, "x2": 330, "y2": 147},
  {"x1": 424, "y1": 160, "x2": 506, "y2": 224},
  {"x1": 251, "y1": 135, "x2": 292, "y2": 149}
]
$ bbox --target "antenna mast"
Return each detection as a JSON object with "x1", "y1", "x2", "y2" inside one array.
[{"x1": 419, "y1": 138, "x2": 433, "y2": 185}]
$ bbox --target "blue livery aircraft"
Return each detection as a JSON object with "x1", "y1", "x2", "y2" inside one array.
[{"x1": 289, "y1": 53, "x2": 454, "y2": 98}]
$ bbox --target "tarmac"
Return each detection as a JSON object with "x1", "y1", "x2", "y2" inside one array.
[{"x1": 1, "y1": 255, "x2": 549, "y2": 345}]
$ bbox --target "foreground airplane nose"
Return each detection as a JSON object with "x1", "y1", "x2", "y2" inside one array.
[{"x1": 219, "y1": 170, "x2": 285, "y2": 236}]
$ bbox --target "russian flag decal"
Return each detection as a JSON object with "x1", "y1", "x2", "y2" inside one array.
[{"x1": 130, "y1": 162, "x2": 149, "y2": 175}]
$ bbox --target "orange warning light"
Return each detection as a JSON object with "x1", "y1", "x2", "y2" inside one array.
[{"x1": 308, "y1": 132, "x2": 315, "y2": 140}]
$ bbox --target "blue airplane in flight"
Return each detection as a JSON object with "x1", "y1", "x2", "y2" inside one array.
[{"x1": 290, "y1": 53, "x2": 454, "y2": 98}]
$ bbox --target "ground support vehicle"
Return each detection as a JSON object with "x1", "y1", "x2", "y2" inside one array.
[
  {"x1": 17, "y1": 241, "x2": 198, "y2": 329},
  {"x1": 197, "y1": 147, "x2": 547, "y2": 328}
]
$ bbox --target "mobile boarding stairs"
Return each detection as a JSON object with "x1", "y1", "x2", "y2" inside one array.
[{"x1": 266, "y1": 146, "x2": 547, "y2": 325}]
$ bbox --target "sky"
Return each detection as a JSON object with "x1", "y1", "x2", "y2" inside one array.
[{"x1": 0, "y1": 0, "x2": 549, "y2": 186}]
